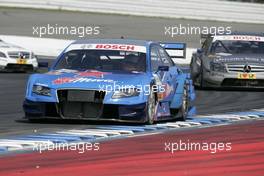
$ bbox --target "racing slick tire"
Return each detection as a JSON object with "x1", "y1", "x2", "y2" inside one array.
[
  {"x1": 146, "y1": 89, "x2": 157, "y2": 125},
  {"x1": 194, "y1": 66, "x2": 204, "y2": 89},
  {"x1": 190, "y1": 59, "x2": 204, "y2": 89},
  {"x1": 199, "y1": 66, "x2": 204, "y2": 89},
  {"x1": 178, "y1": 85, "x2": 189, "y2": 121}
]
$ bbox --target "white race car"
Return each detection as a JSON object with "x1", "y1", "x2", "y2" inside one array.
[{"x1": 0, "y1": 39, "x2": 38, "y2": 72}]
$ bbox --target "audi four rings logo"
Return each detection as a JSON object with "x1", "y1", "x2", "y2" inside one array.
[{"x1": 243, "y1": 64, "x2": 251, "y2": 73}]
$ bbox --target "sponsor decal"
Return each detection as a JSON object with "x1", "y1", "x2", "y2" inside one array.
[
  {"x1": 66, "y1": 44, "x2": 146, "y2": 53},
  {"x1": 51, "y1": 70, "x2": 114, "y2": 85},
  {"x1": 238, "y1": 73, "x2": 256, "y2": 79},
  {"x1": 52, "y1": 77, "x2": 114, "y2": 85},
  {"x1": 157, "y1": 102, "x2": 170, "y2": 117},
  {"x1": 213, "y1": 35, "x2": 264, "y2": 42},
  {"x1": 214, "y1": 57, "x2": 264, "y2": 63},
  {"x1": 95, "y1": 44, "x2": 135, "y2": 51},
  {"x1": 77, "y1": 70, "x2": 111, "y2": 78},
  {"x1": 157, "y1": 83, "x2": 173, "y2": 101},
  {"x1": 46, "y1": 71, "x2": 63, "y2": 75},
  {"x1": 53, "y1": 77, "x2": 75, "y2": 84},
  {"x1": 16, "y1": 59, "x2": 27, "y2": 64},
  {"x1": 47, "y1": 69, "x2": 110, "y2": 77},
  {"x1": 46, "y1": 69, "x2": 78, "y2": 75}
]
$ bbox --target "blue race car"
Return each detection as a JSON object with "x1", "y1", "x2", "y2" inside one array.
[{"x1": 23, "y1": 39, "x2": 195, "y2": 124}]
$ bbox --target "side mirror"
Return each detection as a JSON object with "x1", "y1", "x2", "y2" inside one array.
[
  {"x1": 197, "y1": 48, "x2": 204, "y2": 54},
  {"x1": 157, "y1": 65, "x2": 169, "y2": 72},
  {"x1": 38, "y1": 62, "x2": 49, "y2": 68}
]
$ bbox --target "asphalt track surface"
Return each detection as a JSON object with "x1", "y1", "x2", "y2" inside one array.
[
  {"x1": 0, "y1": 120, "x2": 263, "y2": 176},
  {"x1": 0, "y1": 8, "x2": 264, "y2": 175}
]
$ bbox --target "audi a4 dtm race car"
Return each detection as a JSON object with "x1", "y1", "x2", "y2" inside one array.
[
  {"x1": 191, "y1": 32, "x2": 264, "y2": 88},
  {"x1": 23, "y1": 39, "x2": 195, "y2": 124},
  {"x1": 0, "y1": 39, "x2": 38, "y2": 72}
]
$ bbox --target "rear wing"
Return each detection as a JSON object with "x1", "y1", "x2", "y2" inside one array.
[{"x1": 160, "y1": 42, "x2": 186, "y2": 59}]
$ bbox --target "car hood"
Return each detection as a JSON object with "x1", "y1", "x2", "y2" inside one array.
[
  {"x1": 30, "y1": 69, "x2": 151, "y2": 90},
  {"x1": 213, "y1": 54, "x2": 264, "y2": 64}
]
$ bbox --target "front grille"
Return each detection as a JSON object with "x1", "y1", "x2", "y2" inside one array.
[
  {"x1": 45, "y1": 103, "x2": 59, "y2": 117},
  {"x1": 8, "y1": 51, "x2": 30, "y2": 59},
  {"x1": 6, "y1": 64, "x2": 33, "y2": 71},
  {"x1": 222, "y1": 78, "x2": 264, "y2": 87},
  {"x1": 102, "y1": 104, "x2": 119, "y2": 119},
  {"x1": 57, "y1": 90, "x2": 106, "y2": 119},
  {"x1": 227, "y1": 64, "x2": 264, "y2": 73}
]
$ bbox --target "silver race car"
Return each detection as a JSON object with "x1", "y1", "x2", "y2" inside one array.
[
  {"x1": 191, "y1": 32, "x2": 264, "y2": 88},
  {"x1": 0, "y1": 39, "x2": 38, "y2": 72}
]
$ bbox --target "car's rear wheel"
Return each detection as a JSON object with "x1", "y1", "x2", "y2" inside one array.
[
  {"x1": 146, "y1": 90, "x2": 156, "y2": 125},
  {"x1": 178, "y1": 85, "x2": 189, "y2": 121}
]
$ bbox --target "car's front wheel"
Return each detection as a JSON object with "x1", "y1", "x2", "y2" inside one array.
[{"x1": 146, "y1": 90, "x2": 157, "y2": 125}]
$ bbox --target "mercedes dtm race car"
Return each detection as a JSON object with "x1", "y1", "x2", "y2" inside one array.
[
  {"x1": 23, "y1": 39, "x2": 195, "y2": 124},
  {"x1": 190, "y1": 32, "x2": 264, "y2": 88},
  {"x1": 0, "y1": 39, "x2": 38, "y2": 72}
]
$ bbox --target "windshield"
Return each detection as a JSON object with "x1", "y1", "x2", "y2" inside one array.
[
  {"x1": 210, "y1": 40, "x2": 264, "y2": 55},
  {"x1": 54, "y1": 50, "x2": 146, "y2": 73}
]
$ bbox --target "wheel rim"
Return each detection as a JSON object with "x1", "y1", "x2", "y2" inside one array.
[
  {"x1": 182, "y1": 88, "x2": 188, "y2": 116},
  {"x1": 148, "y1": 92, "x2": 155, "y2": 123}
]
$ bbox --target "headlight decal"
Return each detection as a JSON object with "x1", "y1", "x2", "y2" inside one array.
[
  {"x1": 32, "y1": 85, "x2": 51, "y2": 96},
  {"x1": 112, "y1": 88, "x2": 140, "y2": 99},
  {"x1": 210, "y1": 62, "x2": 226, "y2": 72}
]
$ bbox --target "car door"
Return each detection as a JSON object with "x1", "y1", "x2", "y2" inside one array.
[
  {"x1": 157, "y1": 46, "x2": 178, "y2": 102},
  {"x1": 150, "y1": 45, "x2": 175, "y2": 103},
  {"x1": 150, "y1": 45, "x2": 170, "y2": 117}
]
